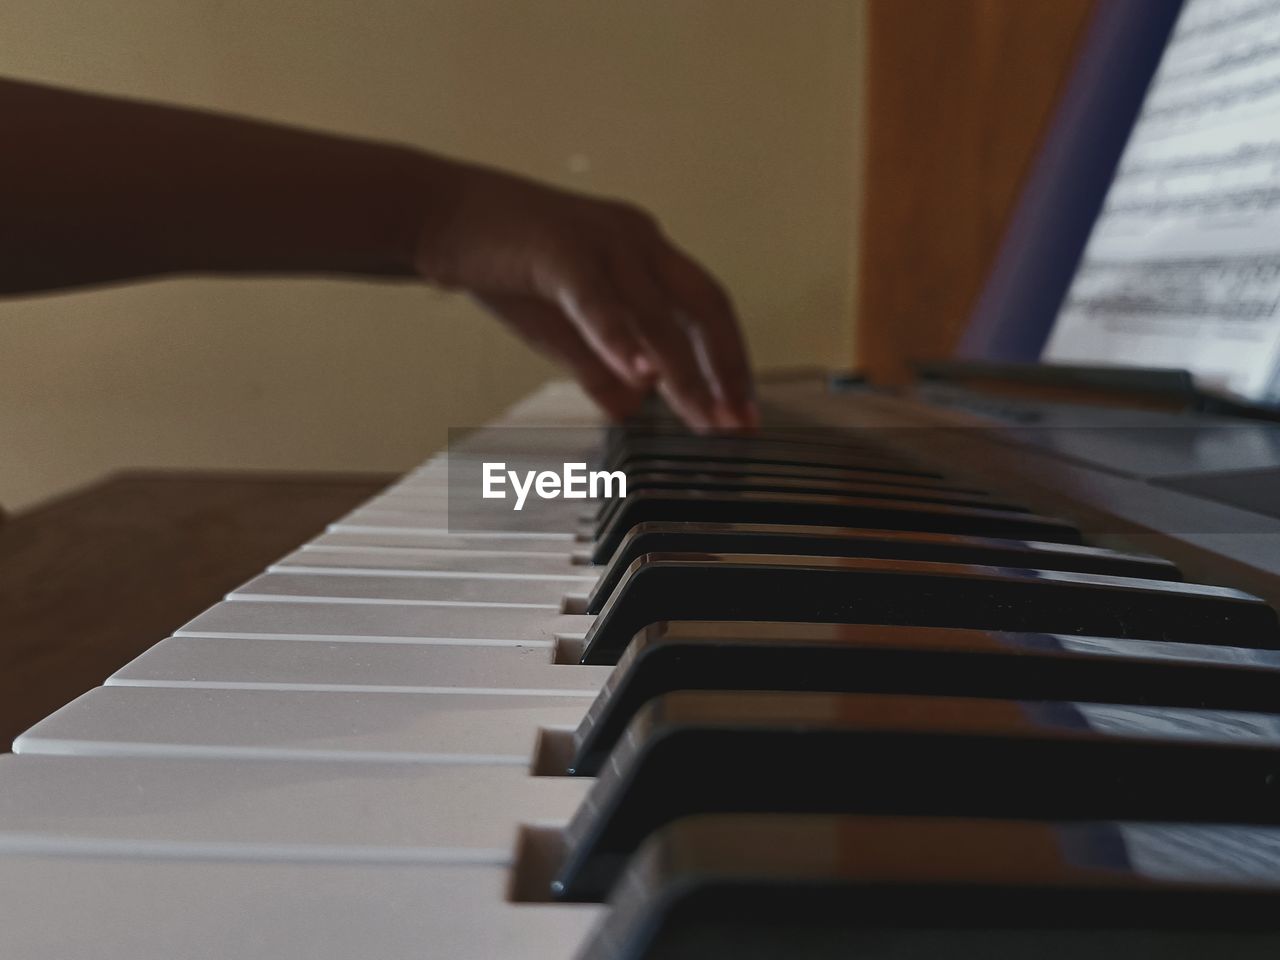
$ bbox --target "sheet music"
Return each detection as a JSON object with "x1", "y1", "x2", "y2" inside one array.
[{"x1": 1044, "y1": 0, "x2": 1280, "y2": 402}]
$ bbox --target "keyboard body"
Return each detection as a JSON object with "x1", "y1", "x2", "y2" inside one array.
[{"x1": 6, "y1": 375, "x2": 1280, "y2": 958}]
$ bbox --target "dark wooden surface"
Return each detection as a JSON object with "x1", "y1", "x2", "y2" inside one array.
[
  {"x1": 0, "y1": 470, "x2": 393, "y2": 751},
  {"x1": 856, "y1": 0, "x2": 1096, "y2": 382}
]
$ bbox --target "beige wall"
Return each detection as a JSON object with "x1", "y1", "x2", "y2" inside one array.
[{"x1": 0, "y1": 0, "x2": 865, "y2": 511}]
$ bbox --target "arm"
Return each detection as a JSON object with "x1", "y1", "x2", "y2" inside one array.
[{"x1": 0, "y1": 78, "x2": 755, "y2": 429}]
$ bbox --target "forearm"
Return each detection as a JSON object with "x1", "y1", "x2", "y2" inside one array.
[{"x1": 0, "y1": 78, "x2": 452, "y2": 293}]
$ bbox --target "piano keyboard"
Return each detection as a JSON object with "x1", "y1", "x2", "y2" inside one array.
[{"x1": 6, "y1": 379, "x2": 1280, "y2": 958}]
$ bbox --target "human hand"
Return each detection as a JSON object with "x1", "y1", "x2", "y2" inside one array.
[
  {"x1": 413, "y1": 161, "x2": 756, "y2": 430},
  {"x1": 0, "y1": 78, "x2": 754, "y2": 430}
]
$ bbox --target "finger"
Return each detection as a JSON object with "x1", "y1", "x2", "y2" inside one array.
[
  {"x1": 609, "y1": 249, "x2": 717, "y2": 432},
  {"x1": 652, "y1": 240, "x2": 757, "y2": 428},
  {"x1": 478, "y1": 294, "x2": 650, "y2": 422},
  {"x1": 550, "y1": 257, "x2": 651, "y2": 388}
]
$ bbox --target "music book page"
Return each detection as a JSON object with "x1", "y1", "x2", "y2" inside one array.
[{"x1": 1044, "y1": 0, "x2": 1280, "y2": 403}]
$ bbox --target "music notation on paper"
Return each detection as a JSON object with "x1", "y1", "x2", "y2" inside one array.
[{"x1": 1046, "y1": 0, "x2": 1280, "y2": 403}]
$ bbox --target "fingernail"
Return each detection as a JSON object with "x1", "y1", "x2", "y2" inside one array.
[
  {"x1": 687, "y1": 405, "x2": 716, "y2": 434},
  {"x1": 713, "y1": 402, "x2": 741, "y2": 431}
]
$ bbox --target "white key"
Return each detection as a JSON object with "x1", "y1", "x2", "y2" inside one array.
[
  {"x1": 16, "y1": 687, "x2": 587, "y2": 763},
  {"x1": 365, "y1": 489, "x2": 471, "y2": 505},
  {"x1": 372, "y1": 493, "x2": 454, "y2": 507},
  {"x1": 338, "y1": 506, "x2": 451, "y2": 527},
  {"x1": 109, "y1": 636, "x2": 609, "y2": 693},
  {"x1": 176, "y1": 601, "x2": 589, "y2": 644},
  {"x1": 337, "y1": 508, "x2": 576, "y2": 536},
  {"x1": 403, "y1": 457, "x2": 450, "y2": 470},
  {"x1": 357, "y1": 496, "x2": 454, "y2": 517},
  {"x1": 368, "y1": 489, "x2": 453, "y2": 504},
  {"x1": 378, "y1": 485, "x2": 451, "y2": 499},
  {"x1": 0, "y1": 858, "x2": 599, "y2": 960},
  {"x1": 387, "y1": 470, "x2": 450, "y2": 485},
  {"x1": 315, "y1": 530, "x2": 580, "y2": 553},
  {"x1": 450, "y1": 430, "x2": 601, "y2": 460},
  {"x1": 355, "y1": 472, "x2": 591, "y2": 509},
  {"x1": 230, "y1": 571, "x2": 580, "y2": 608},
  {"x1": 0, "y1": 756, "x2": 588, "y2": 861},
  {"x1": 276, "y1": 544, "x2": 593, "y2": 578},
  {"x1": 390, "y1": 478, "x2": 451, "y2": 494}
]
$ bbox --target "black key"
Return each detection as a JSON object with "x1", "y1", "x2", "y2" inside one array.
[
  {"x1": 586, "y1": 523, "x2": 1178, "y2": 612},
  {"x1": 605, "y1": 425, "x2": 906, "y2": 458},
  {"x1": 608, "y1": 468, "x2": 1001, "y2": 503},
  {"x1": 555, "y1": 690, "x2": 1280, "y2": 900},
  {"x1": 606, "y1": 438, "x2": 941, "y2": 479},
  {"x1": 616, "y1": 457, "x2": 979, "y2": 492},
  {"x1": 594, "y1": 472, "x2": 1024, "y2": 530},
  {"x1": 570, "y1": 621, "x2": 1280, "y2": 774},
  {"x1": 614, "y1": 449, "x2": 945, "y2": 483},
  {"x1": 590, "y1": 492, "x2": 1081, "y2": 563},
  {"x1": 580, "y1": 814, "x2": 1280, "y2": 960},
  {"x1": 578, "y1": 555, "x2": 1277, "y2": 664}
]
